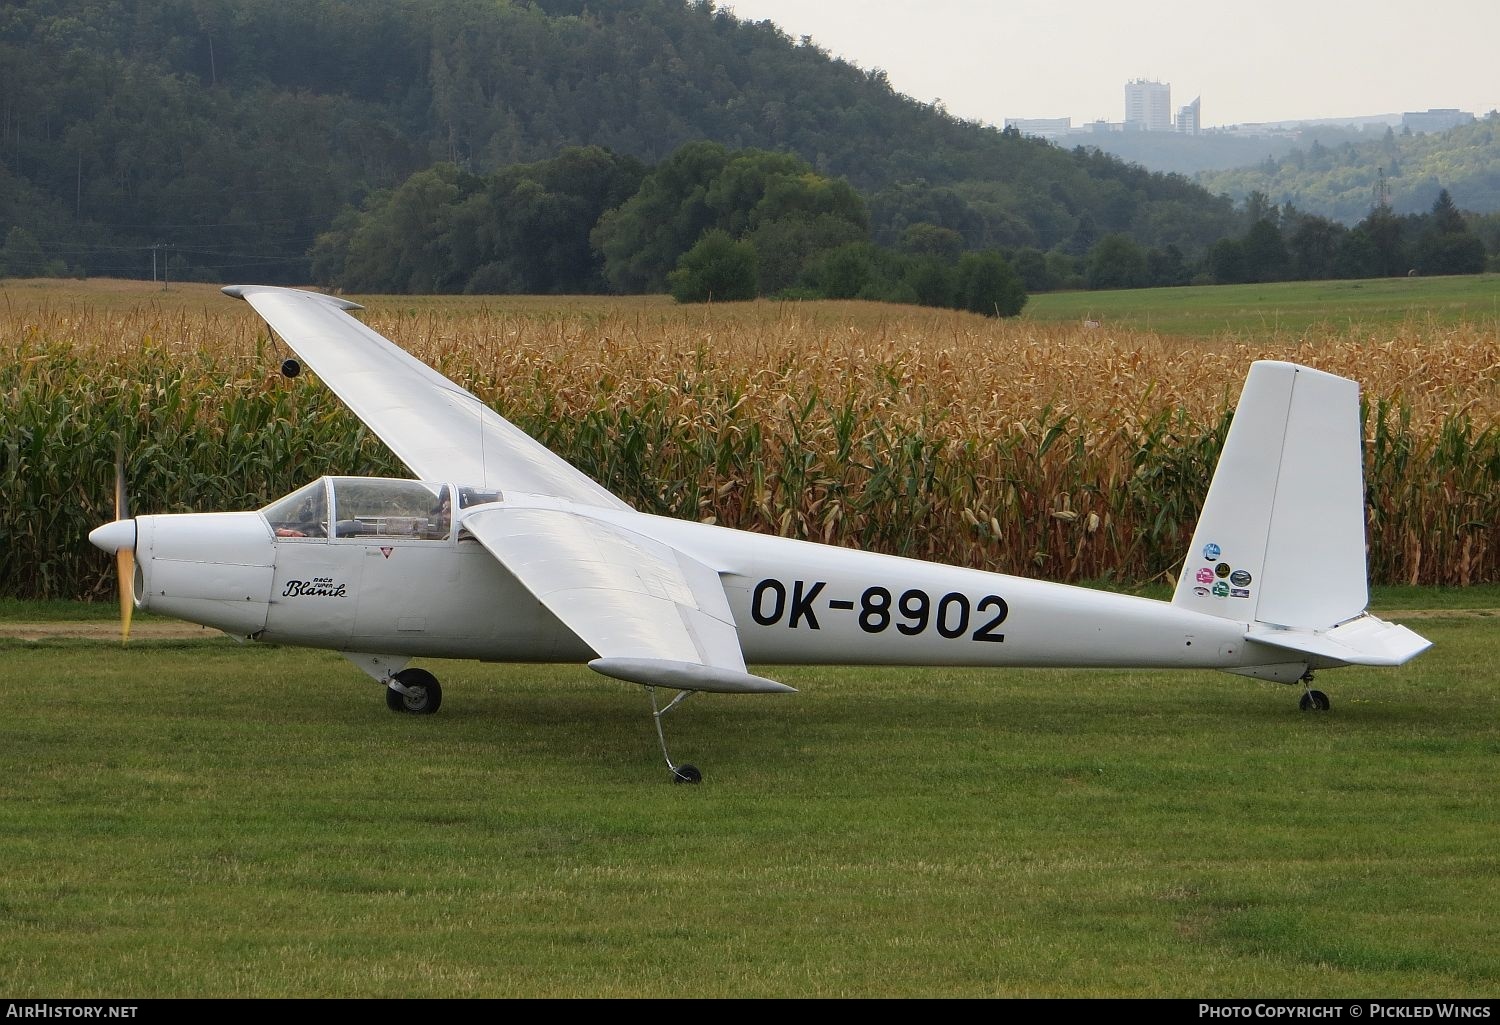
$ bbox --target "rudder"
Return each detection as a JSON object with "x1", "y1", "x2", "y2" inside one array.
[{"x1": 1172, "y1": 361, "x2": 1368, "y2": 630}]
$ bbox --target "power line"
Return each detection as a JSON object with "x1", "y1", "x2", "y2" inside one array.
[
  {"x1": 34, "y1": 239, "x2": 316, "y2": 256},
  {"x1": 4, "y1": 234, "x2": 315, "y2": 278}
]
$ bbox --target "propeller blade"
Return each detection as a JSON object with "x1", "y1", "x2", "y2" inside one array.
[
  {"x1": 113, "y1": 438, "x2": 132, "y2": 643},
  {"x1": 117, "y1": 547, "x2": 134, "y2": 643}
]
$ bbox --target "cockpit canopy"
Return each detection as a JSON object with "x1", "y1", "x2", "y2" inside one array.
[{"x1": 260, "y1": 478, "x2": 502, "y2": 541}]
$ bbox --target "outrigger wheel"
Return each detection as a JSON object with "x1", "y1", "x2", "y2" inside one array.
[
  {"x1": 1298, "y1": 671, "x2": 1330, "y2": 712},
  {"x1": 649, "y1": 686, "x2": 703, "y2": 784},
  {"x1": 387, "y1": 667, "x2": 443, "y2": 715}
]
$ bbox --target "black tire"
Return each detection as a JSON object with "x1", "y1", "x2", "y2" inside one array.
[
  {"x1": 1299, "y1": 689, "x2": 1330, "y2": 712},
  {"x1": 387, "y1": 667, "x2": 442, "y2": 715},
  {"x1": 672, "y1": 763, "x2": 702, "y2": 785}
]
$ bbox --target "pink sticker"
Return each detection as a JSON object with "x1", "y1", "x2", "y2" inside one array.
[{"x1": 1196, "y1": 567, "x2": 1214, "y2": 584}]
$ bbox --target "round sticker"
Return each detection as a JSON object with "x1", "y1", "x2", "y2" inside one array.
[
  {"x1": 1215, "y1": 563, "x2": 1231, "y2": 578},
  {"x1": 1203, "y1": 543, "x2": 1221, "y2": 560}
]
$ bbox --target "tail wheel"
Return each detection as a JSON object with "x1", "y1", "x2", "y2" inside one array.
[{"x1": 387, "y1": 667, "x2": 442, "y2": 715}]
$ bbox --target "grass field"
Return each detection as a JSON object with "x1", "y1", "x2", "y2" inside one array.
[
  {"x1": 7, "y1": 270, "x2": 1500, "y2": 335},
  {"x1": 0, "y1": 613, "x2": 1494, "y2": 998},
  {"x1": 1025, "y1": 274, "x2": 1500, "y2": 337}
]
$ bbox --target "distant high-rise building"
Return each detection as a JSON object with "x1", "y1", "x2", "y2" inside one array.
[
  {"x1": 1125, "y1": 79, "x2": 1172, "y2": 132},
  {"x1": 1401, "y1": 108, "x2": 1475, "y2": 134},
  {"x1": 1176, "y1": 96, "x2": 1201, "y2": 135}
]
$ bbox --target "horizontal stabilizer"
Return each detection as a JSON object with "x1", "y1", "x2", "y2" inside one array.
[
  {"x1": 590, "y1": 657, "x2": 795, "y2": 694},
  {"x1": 1246, "y1": 615, "x2": 1432, "y2": 667}
]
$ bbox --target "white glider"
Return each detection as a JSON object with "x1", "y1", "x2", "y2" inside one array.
[{"x1": 88, "y1": 286, "x2": 1430, "y2": 782}]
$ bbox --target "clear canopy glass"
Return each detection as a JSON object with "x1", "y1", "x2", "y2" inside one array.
[
  {"x1": 331, "y1": 478, "x2": 452, "y2": 540},
  {"x1": 261, "y1": 478, "x2": 464, "y2": 541},
  {"x1": 261, "y1": 479, "x2": 329, "y2": 538}
]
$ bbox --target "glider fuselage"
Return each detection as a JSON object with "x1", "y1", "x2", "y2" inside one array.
[{"x1": 130, "y1": 488, "x2": 1276, "y2": 674}]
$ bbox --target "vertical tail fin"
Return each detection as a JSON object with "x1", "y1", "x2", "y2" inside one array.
[{"x1": 1172, "y1": 361, "x2": 1367, "y2": 629}]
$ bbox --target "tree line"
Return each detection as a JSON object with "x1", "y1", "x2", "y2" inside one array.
[
  {"x1": 310, "y1": 143, "x2": 1026, "y2": 315},
  {"x1": 1, "y1": 0, "x2": 1236, "y2": 285},
  {"x1": 299, "y1": 142, "x2": 1495, "y2": 311},
  {"x1": 1199, "y1": 118, "x2": 1500, "y2": 224},
  {"x1": 1025, "y1": 188, "x2": 1493, "y2": 293}
]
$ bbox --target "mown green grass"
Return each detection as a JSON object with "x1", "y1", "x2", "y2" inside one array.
[
  {"x1": 1025, "y1": 274, "x2": 1500, "y2": 337},
  {"x1": 1, "y1": 616, "x2": 1494, "y2": 997},
  {"x1": 0, "y1": 599, "x2": 192, "y2": 624}
]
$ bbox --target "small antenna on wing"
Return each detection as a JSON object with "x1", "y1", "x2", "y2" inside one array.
[
  {"x1": 477, "y1": 384, "x2": 487, "y2": 489},
  {"x1": 435, "y1": 380, "x2": 492, "y2": 490}
]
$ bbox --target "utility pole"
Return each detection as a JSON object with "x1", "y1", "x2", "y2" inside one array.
[{"x1": 152, "y1": 242, "x2": 171, "y2": 290}]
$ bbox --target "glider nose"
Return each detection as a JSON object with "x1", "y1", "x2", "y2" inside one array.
[{"x1": 89, "y1": 518, "x2": 136, "y2": 554}]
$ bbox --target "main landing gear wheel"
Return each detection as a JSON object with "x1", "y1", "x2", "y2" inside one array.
[
  {"x1": 1298, "y1": 671, "x2": 1330, "y2": 712},
  {"x1": 1299, "y1": 689, "x2": 1331, "y2": 712},
  {"x1": 387, "y1": 667, "x2": 442, "y2": 715}
]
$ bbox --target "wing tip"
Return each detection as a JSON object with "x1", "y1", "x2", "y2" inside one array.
[
  {"x1": 589, "y1": 657, "x2": 795, "y2": 694},
  {"x1": 222, "y1": 284, "x2": 364, "y2": 311}
]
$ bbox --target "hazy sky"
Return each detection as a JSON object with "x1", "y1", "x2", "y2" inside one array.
[{"x1": 722, "y1": 0, "x2": 1500, "y2": 129}]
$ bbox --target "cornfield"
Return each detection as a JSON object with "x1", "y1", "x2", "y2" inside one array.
[{"x1": 2, "y1": 285, "x2": 1496, "y2": 600}]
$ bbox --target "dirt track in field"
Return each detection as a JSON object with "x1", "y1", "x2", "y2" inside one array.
[{"x1": 0, "y1": 622, "x2": 227, "y2": 641}]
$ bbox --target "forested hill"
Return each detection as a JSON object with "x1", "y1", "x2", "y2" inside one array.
[
  {"x1": 1198, "y1": 118, "x2": 1500, "y2": 224},
  {"x1": 0, "y1": 0, "x2": 1235, "y2": 284}
]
